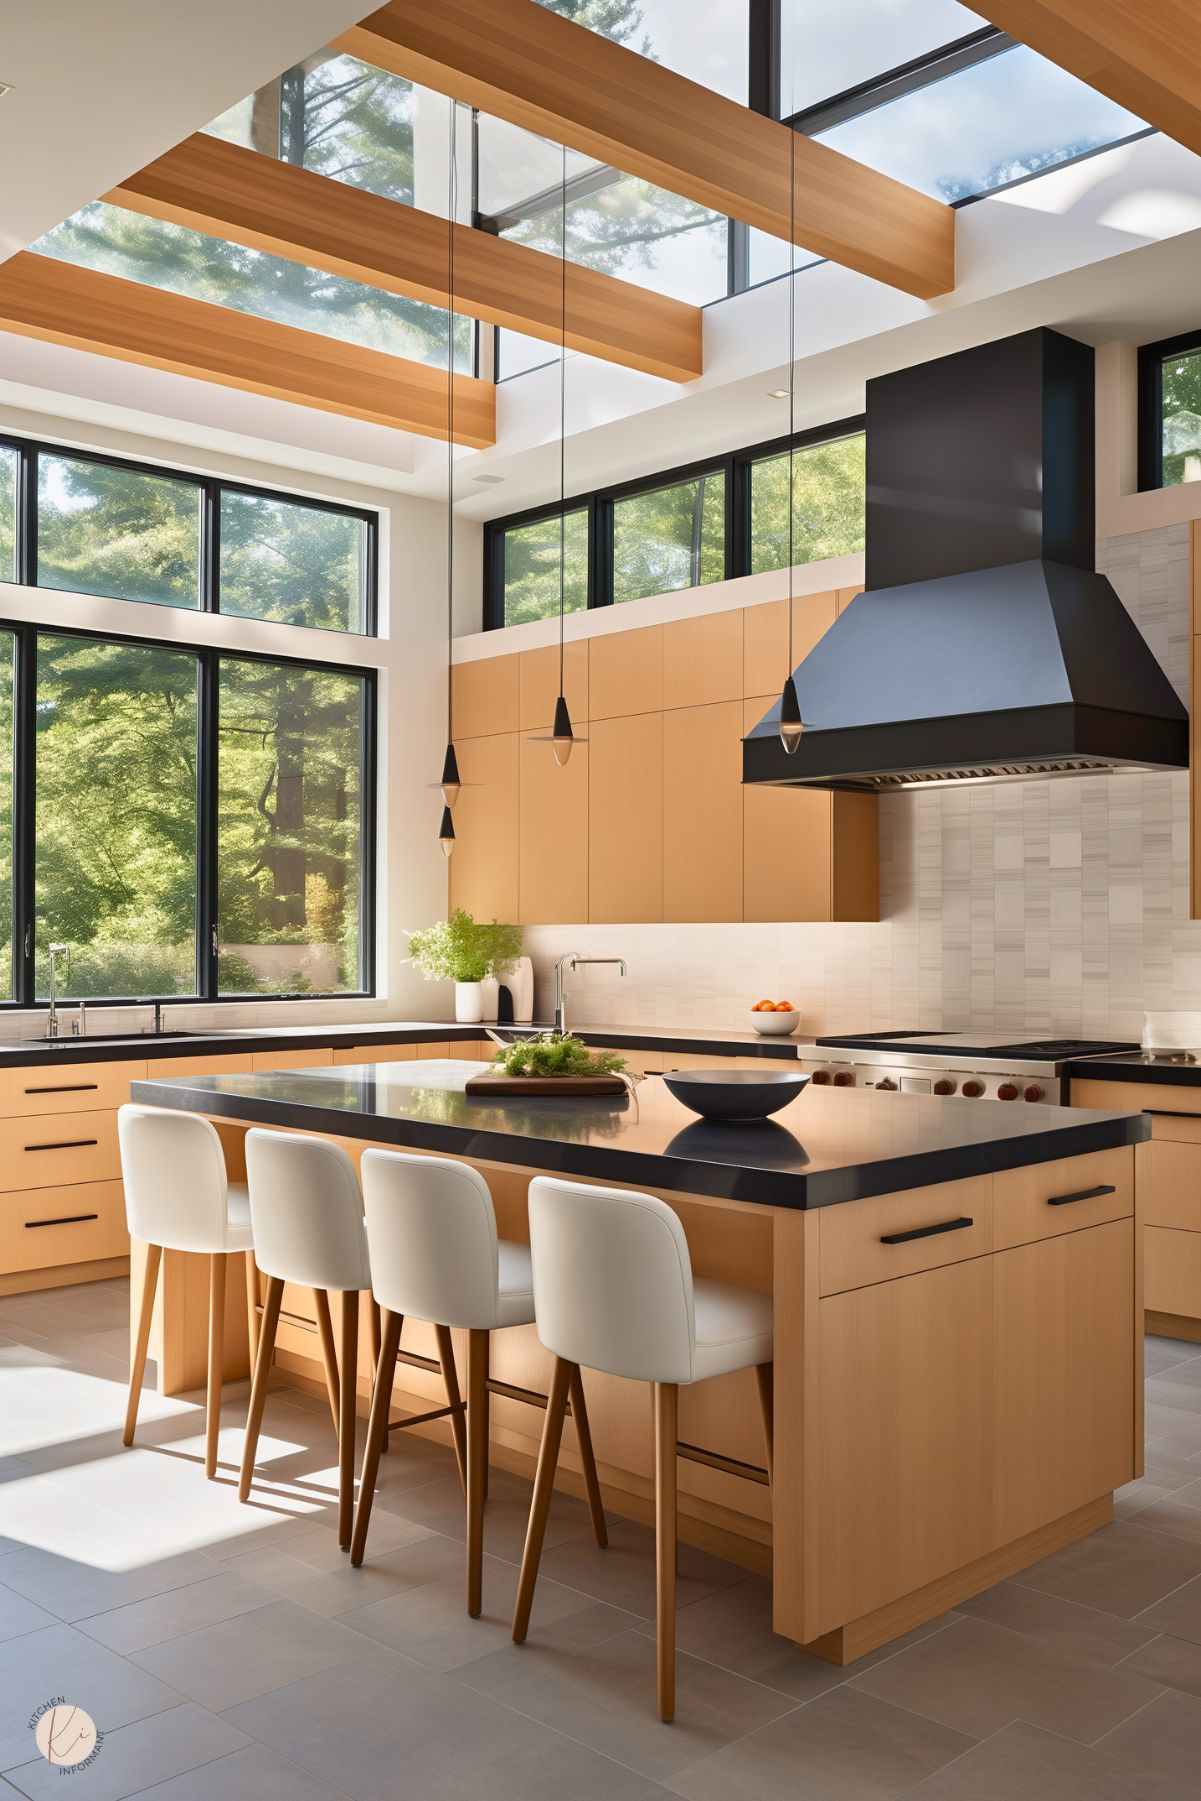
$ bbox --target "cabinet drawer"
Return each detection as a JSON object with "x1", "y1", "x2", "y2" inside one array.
[
  {"x1": 144, "y1": 1054, "x2": 254, "y2": 1079},
  {"x1": 1145, "y1": 1225, "x2": 1201, "y2": 1319},
  {"x1": 1071, "y1": 1079, "x2": 1201, "y2": 1143},
  {"x1": 0, "y1": 1111, "x2": 121, "y2": 1192},
  {"x1": 0, "y1": 1059, "x2": 146, "y2": 1117},
  {"x1": 0, "y1": 1179, "x2": 128, "y2": 1273},
  {"x1": 819, "y1": 1178, "x2": 992, "y2": 1295},
  {"x1": 992, "y1": 1148, "x2": 1133, "y2": 1251},
  {"x1": 1138, "y1": 1139, "x2": 1201, "y2": 1231},
  {"x1": 249, "y1": 1049, "x2": 333, "y2": 1071}
]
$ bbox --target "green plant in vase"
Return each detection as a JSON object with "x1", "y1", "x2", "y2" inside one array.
[{"x1": 407, "y1": 910, "x2": 523, "y2": 1024}]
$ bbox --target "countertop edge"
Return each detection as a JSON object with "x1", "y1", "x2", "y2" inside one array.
[{"x1": 1066, "y1": 1055, "x2": 1201, "y2": 1090}]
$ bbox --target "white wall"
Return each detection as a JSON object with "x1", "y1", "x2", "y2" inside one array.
[{"x1": 0, "y1": 401, "x2": 482, "y2": 1031}]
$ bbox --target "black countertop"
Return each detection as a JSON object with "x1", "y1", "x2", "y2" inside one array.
[
  {"x1": 131, "y1": 1061, "x2": 1149, "y2": 1210},
  {"x1": 1066, "y1": 1051, "x2": 1201, "y2": 1090}
]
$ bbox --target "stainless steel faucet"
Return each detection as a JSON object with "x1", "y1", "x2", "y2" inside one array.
[
  {"x1": 553, "y1": 953, "x2": 627, "y2": 1034},
  {"x1": 46, "y1": 942, "x2": 70, "y2": 1039}
]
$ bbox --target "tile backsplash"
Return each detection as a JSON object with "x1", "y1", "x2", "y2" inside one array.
[{"x1": 525, "y1": 524, "x2": 1196, "y2": 1040}]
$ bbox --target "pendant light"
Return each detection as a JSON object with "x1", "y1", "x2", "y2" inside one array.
[
  {"x1": 438, "y1": 100, "x2": 460, "y2": 854},
  {"x1": 778, "y1": 120, "x2": 808, "y2": 756},
  {"x1": 531, "y1": 144, "x2": 587, "y2": 766}
]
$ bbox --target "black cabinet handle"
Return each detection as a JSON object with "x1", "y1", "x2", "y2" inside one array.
[
  {"x1": 23, "y1": 1138, "x2": 99, "y2": 1153},
  {"x1": 25, "y1": 1213, "x2": 99, "y2": 1229},
  {"x1": 1047, "y1": 1183, "x2": 1116, "y2": 1208},
  {"x1": 24, "y1": 1082, "x2": 99, "y2": 1096},
  {"x1": 880, "y1": 1216, "x2": 974, "y2": 1245}
]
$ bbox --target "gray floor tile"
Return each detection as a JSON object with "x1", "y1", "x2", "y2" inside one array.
[
  {"x1": 0, "y1": 1545, "x2": 217, "y2": 1624},
  {"x1": 0, "y1": 1585, "x2": 57, "y2": 1643},
  {"x1": 1126, "y1": 1493, "x2": 1201, "y2": 1545},
  {"x1": 901, "y1": 1719, "x2": 1200, "y2": 1801},
  {"x1": 341, "y1": 1554, "x2": 637, "y2": 1672},
  {"x1": 1148, "y1": 1376, "x2": 1201, "y2": 1416},
  {"x1": 1144, "y1": 1339, "x2": 1201, "y2": 1377},
  {"x1": 1095, "y1": 1687, "x2": 1201, "y2": 1791},
  {"x1": 128, "y1": 1599, "x2": 384, "y2": 1713},
  {"x1": 113, "y1": 1740, "x2": 351, "y2": 1800},
  {"x1": 456, "y1": 1625, "x2": 797, "y2": 1781},
  {"x1": 1154, "y1": 1355, "x2": 1201, "y2": 1390},
  {"x1": 638, "y1": 1574, "x2": 849, "y2": 1703},
  {"x1": 76, "y1": 1569, "x2": 275, "y2": 1654},
  {"x1": 1135, "y1": 1572, "x2": 1201, "y2": 1645},
  {"x1": 0, "y1": 1623, "x2": 179, "y2": 1770},
  {"x1": 529, "y1": 1515, "x2": 747, "y2": 1621},
  {"x1": 2, "y1": 1701, "x2": 248, "y2": 1801},
  {"x1": 955, "y1": 1579, "x2": 1159, "y2": 1664},
  {"x1": 380, "y1": 1463, "x2": 599, "y2": 1564},
  {"x1": 664, "y1": 1684, "x2": 973, "y2": 1801},
  {"x1": 1010, "y1": 1519, "x2": 1201, "y2": 1617},
  {"x1": 1119, "y1": 1630, "x2": 1201, "y2": 1697},
  {"x1": 849, "y1": 1614, "x2": 1163, "y2": 1743},
  {"x1": 224, "y1": 1648, "x2": 669, "y2": 1801}
]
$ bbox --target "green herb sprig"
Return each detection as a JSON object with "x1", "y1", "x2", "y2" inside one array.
[{"x1": 491, "y1": 1032, "x2": 626, "y2": 1079}]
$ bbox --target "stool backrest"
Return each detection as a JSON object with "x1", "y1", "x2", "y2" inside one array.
[
  {"x1": 118, "y1": 1104, "x2": 234, "y2": 1253},
  {"x1": 527, "y1": 1177, "x2": 695, "y2": 1383},
  {"x1": 360, "y1": 1149, "x2": 500, "y2": 1329},
  {"x1": 244, "y1": 1129, "x2": 370, "y2": 1292}
]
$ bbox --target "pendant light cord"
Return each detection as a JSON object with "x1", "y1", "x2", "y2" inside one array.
[
  {"x1": 447, "y1": 101, "x2": 457, "y2": 738},
  {"x1": 786, "y1": 120, "x2": 796, "y2": 678},
  {"x1": 558, "y1": 141, "x2": 567, "y2": 697}
]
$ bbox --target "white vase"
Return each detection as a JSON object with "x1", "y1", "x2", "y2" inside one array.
[
  {"x1": 479, "y1": 976, "x2": 500, "y2": 1021},
  {"x1": 454, "y1": 981, "x2": 484, "y2": 1024}
]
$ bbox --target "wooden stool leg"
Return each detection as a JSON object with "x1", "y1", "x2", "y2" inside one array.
[
  {"x1": 239, "y1": 1276, "x2": 283, "y2": 1502},
  {"x1": 466, "y1": 1329, "x2": 490, "y2": 1616},
  {"x1": 337, "y1": 1290, "x2": 359, "y2": 1550},
  {"x1": 569, "y1": 1367, "x2": 608, "y2": 1548},
  {"x1": 244, "y1": 1251, "x2": 259, "y2": 1374},
  {"x1": 654, "y1": 1381, "x2": 678, "y2": 1723},
  {"x1": 124, "y1": 1242, "x2": 162, "y2": 1447},
  {"x1": 205, "y1": 1254, "x2": 228, "y2": 1479},
  {"x1": 755, "y1": 1362, "x2": 774, "y2": 1485},
  {"x1": 512, "y1": 1356, "x2": 573, "y2": 1642},
  {"x1": 369, "y1": 1300, "x2": 387, "y2": 1454},
  {"x1": 313, "y1": 1289, "x2": 340, "y2": 1435},
  {"x1": 351, "y1": 1308, "x2": 403, "y2": 1566},
  {"x1": 435, "y1": 1324, "x2": 468, "y2": 1493}
]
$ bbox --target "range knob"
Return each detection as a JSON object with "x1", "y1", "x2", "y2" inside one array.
[
  {"x1": 832, "y1": 1071, "x2": 854, "y2": 1087},
  {"x1": 1023, "y1": 1084, "x2": 1044, "y2": 1102},
  {"x1": 932, "y1": 1077, "x2": 956, "y2": 1096},
  {"x1": 874, "y1": 1077, "x2": 898, "y2": 1091},
  {"x1": 810, "y1": 1068, "x2": 831, "y2": 1085},
  {"x1": 961, "y1": 1079, "x2": 984, "y2": 1098},
  {"x1": 997, "y1": 1082, "x2": 1020, "y2": 1101}
]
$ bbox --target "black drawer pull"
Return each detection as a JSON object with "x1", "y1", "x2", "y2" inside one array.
[
  {"x1": 1047, "y1": 1183, "x2": 1116, "y2": 1208},
  {"x1": 880, "y1": 1216, "x2": 974, "y2": 1246},
  {"x1": 25, "y1": 1213, "x2": 99, "y2": 1229},
  {"x1": 1144, "y1": 1109, "x2": 1201, "y2": 1121},
  {"x1": 24, "y1": 1082, "x2": 99, "y2": 1096},
  {"x1": 23, "y1": 1138, "x2": 99, "y2": 1153}
]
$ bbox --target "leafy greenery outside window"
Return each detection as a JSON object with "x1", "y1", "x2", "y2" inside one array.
[
  {"x1": 37, "y1": 454, "x2": 203, "y2": 609},
  {"x1": 0, "y1": 634, "x2": 13, "y2": 1000},
  {"x1": 501, "y1": 510, "x2": 589, "y2": 626},
  {"x1": 0, "y1": 448, "x2": 17, "y2": 585},
  {"x1": 34, "y1": 635, "x2": 200, "y2": 999},
  {"x1": 612, "y1": 471, "x2": 725, "y2": 603},
  {"x1": 219, "y1": 492, "x2": 370, "y2": 633},
  {"x1": 218, "y1": 658, "x2": 365, "y2": 995},
  {"x1": 1139, "y1": 333, "x2": 1201, "y2": 489},
  {"x1": 749, "y1": 433, "x2": 866, "y2": 572}
]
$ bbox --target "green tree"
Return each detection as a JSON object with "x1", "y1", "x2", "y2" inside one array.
[
  {"x1": 1159, "y1": 349, "x2": 1201, "y2": 487},
  {"x1": 750, "y1": 435, "x2": 866, "y2": 573}
]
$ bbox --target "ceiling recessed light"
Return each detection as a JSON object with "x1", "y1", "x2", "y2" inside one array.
[
  {"x1": 767, "y1": 388, "x2": 790, "y2": 399},
  {"x1": 472, "y1": 472, "x2": 505, "y2": 485}
]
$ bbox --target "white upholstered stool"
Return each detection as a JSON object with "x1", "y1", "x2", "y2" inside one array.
[
  {"x1": 512, "y1": 1176, "x2": 774, "y2": 1722},
  {"x1": 119, "y1": 1103, "x2": 256, "y2": 1480},
  {"x1": 354, "y1": 1149, "x2": 607, "y2": 1614}
]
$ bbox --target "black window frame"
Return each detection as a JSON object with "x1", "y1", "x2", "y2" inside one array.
[
  {"x1": 1137, "y1": 328, "x2": 1201, "y2": 493},
  {"x1": 0, "y1": 435, "x2": 379, "y2": 638},
  {"x1": 483, "y1": 415, "x2": 864, "y2": 630}
]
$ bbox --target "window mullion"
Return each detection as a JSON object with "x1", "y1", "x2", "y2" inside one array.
[
  {"x1": 197, "y1": 650, "x2": 219, "y2": 1000},
  {"x1": 12, "y1": 627, "x2": 36, "y2": 1006},
  {"x1": 202, "y1": 479, "x2": 220, "y2": 613}
]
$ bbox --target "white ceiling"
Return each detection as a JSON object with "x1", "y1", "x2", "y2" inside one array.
[{"x1": 0, "y1": 0, "x2": 367, "y2": 262}]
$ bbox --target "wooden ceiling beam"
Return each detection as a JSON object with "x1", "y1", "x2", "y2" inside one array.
[
  {"x1": 980, "y1": 1, "x2": 1200, "y2": 154},
  {"x1": 0, "y1": 252, "x2": 496, "y2": 445},
  {"x1": 106, "y1": 133, "x2": 703, "y2": 383},
  {"x1": 335, "y1": 0, "x2": 955, "y2": 299}
]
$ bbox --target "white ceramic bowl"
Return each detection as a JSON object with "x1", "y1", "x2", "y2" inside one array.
[{"x1": 748, "y1": 1008, "x2": 800, "y2": 1036}]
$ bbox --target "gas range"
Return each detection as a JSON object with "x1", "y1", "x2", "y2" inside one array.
[{"x1": 798, "y1": 1031, "x2": 1140, "y2": 1104}]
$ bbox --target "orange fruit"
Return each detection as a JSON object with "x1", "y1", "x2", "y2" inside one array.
[
  {"x1": 775, "y1": 1001, "x2": 795, "y2": 1012},
  {"x1": 753, "y1": 999, "x2": 773, "y2": 1011}
]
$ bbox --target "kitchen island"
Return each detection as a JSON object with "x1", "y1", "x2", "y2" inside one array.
[{"x1": 132, "y1": 1061, "x2": 1149, "y2": 1665}]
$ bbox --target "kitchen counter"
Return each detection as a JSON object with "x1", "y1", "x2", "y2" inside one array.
[
  {"x1": 131, "y1": 1059, "x2": 1148, "y2": 1209},
  {"x1": 1066, "y1": 1051, "x2": 1201, "y2": 1088}
]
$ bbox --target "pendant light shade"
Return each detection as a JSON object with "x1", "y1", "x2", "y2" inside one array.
[
  {"x1": 551, "y1": 692, "x2": 575, "y2": 767},
  {"x1": 779, "y1": 674, "x2": 804, "y2": 754},
  {"x1": 440, "y1": 739, "x2": 461, "y2": 806},
  {"x1": 438, "y1": 803, "x2": 456, "y2": 858}
]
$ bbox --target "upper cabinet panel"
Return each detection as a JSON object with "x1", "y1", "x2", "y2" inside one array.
[
  {"x1": 662, "y1": 611, "x2": 744, "y2": 710},
  {"x1": 519, "y1": 639, "x2": 589, "y2": 731},
  {"x1": 452, "y1": 655, "x2": 520, "y2": 738},
  {"x1": 743, "y1": 591, "x2": 838, "y2": 698},
  {"x1": 590, "y1": 625, "x2": 664, "y2": 720},
  {"x1": 449, "y1": 732, "x2": 520, "y2": 922}
]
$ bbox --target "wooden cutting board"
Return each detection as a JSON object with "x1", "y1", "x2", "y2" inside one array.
[{"x1": 464, "y1": 1071, "x2": 627, "y2": 1097}]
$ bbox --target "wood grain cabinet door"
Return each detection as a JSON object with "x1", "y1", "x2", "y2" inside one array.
[
  {"x1": 589, "y1": 712, "x2": 663, "y2": 922},
  {"x1": 992, "y1": 1218, "x2": 1135, "y2": 1545},
  {"x1": 662, "y1": 701, "x2": 744, "y2": 922}
]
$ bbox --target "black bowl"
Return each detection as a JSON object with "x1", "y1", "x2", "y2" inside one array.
[{"x1": 662, "y1": 1068, "x2": 810, "y2": 1122}]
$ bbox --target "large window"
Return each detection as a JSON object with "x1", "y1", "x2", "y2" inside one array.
[
  {"x1": 218, "y1": 659, "x2": 366, "y2": 995},
  {"x1": 486, "y1": 422, "x2": 864, "y2": 627},
  {"x1": 1139, "y1": 331, "x2": 1201, "y2": 491},
  {"x1": 3, "y1": 436, "x2": 376, "y2": 635},
  {"x1": 0, "y1": 634, "x2": 13, "y2": 1001}
]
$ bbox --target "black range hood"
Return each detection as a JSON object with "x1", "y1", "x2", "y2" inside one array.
[{"x1": 743, "y1": 328, "x2": 1189, "y2": 792}]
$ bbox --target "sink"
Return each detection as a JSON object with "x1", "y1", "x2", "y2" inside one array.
[{"x1": 39, "y1": 1030, "x2": 202, "y2": 1046}]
